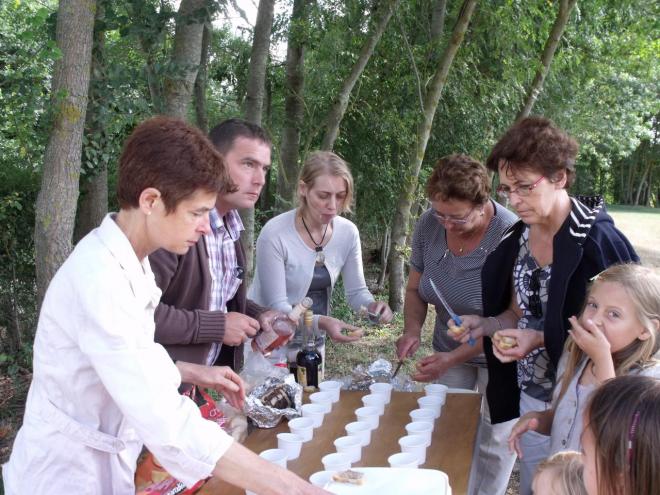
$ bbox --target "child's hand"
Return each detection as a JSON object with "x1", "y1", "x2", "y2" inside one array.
[
  {"x1": 568, "y1": 316, "x2": 611, "y2": 365},
  {"x1": 508, "y1": 411, "x2": 548, "y2": 458}
]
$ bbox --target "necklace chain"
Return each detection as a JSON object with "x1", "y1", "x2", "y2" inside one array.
[{"x1": 301, "y1": 215, "x2": 329, "y2": 252}]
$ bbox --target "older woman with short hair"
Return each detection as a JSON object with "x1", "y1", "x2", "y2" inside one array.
[
  {"x1": 396, "y1": 154, "x2": 518, "y2": 495},
  {"x1": 451, "y1": 117, "x2": 638, "y2": 495}
]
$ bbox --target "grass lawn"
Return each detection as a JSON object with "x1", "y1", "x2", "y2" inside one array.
[{"x1": 608, "y1": 205, "x2": 660, "y2": 267}]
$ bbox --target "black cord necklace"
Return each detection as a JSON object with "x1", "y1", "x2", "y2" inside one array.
[{"x1": 301, "y1": 214, "x2": 329, "y2": 264}]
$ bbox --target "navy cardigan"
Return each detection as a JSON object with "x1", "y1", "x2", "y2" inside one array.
[{"x1": 481, "y1": 197, "x2": 639, "y2": 423}]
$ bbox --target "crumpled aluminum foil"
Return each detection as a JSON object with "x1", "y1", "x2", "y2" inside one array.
[
  {"x1": 244, "y1": 374, "x2": 302, "y2": 428},
  {"x1": 339, "y1": 357, "x2": 421, "y2": 392}
]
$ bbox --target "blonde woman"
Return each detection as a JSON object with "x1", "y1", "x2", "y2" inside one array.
[{"x1": 249, "y1": 151, "x2": 392, "y2": 363}]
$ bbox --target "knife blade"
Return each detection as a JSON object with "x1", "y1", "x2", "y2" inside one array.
[
  {"x1": 429, "y1": 279, "x2": 475, "y2": 346},
  {"x1": 391, "y1": 359, "x2": 404, "y2": 379}
]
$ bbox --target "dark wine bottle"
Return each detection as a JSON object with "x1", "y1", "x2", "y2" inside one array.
[{"x1": 296, "y1": 309, "x2": 322, "y2": 390}]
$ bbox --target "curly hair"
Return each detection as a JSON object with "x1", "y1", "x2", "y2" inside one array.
[
  {"x1": 426, "y1": 154, "x2": 491, "y2": 205},
  {"x1": 486, "y1": 116, "x2": 579, "y2": 188}
]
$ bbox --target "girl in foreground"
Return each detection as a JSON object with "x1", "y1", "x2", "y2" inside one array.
[
  {"x1": 582, "y1": 375, "x2": 660, "y2": 495},
  {"x1": 509, "y1": 264, "x2": 660, "y2": 458}
]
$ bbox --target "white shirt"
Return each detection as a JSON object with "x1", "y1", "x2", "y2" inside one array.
[{"x1": 3, "y1": 215, "x2": 232, "y2": 494}]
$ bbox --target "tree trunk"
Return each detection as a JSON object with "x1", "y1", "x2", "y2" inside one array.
[
  {"x1": 163, "y1": 0, "x2": 207, "y2": 119},
  {"x1": 194, "y1": 22, "x2": 211, "y2": 133},
  {"x1": 277, "y1": 0, "x2": 309, "y2": 209},
  {"x1": 35, "y1": 0, "x2": 96, "y2": 306},
  {"x1": 376, "y1": 225, "x2": 391, "y2": 292},
  {"x1": 320, "y1": 0, "x2": 401, "y2": 151},
  {"x1": 388, "y1": 0, "x2": 478, "y2": 311},
  {"x1": 430, "y1": 0, "x2": 447, "y2": 42},
  {"x1": 244, "y1": 0, "x2": 275, "y2": 124},
  {"x1": 75, "y1": 1, "x2": 108, "y2": 243},
  {"x1": 241, "y1": 0, "x2": 275, "y2": 277},
  {"x1": 516, "y1": 0, "x2": 577, "y2": 120}
]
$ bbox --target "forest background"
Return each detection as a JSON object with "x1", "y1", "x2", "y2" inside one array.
[{"x1": 0, "y1": 0, "x2": 658, "y2": 475}]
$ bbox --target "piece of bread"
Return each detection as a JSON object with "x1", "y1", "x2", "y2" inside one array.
[
  {"x1": 493, "y1": 332, "x2": 517, "y2": 350},
  {"x1": 332, "y1": 469, "x2": 365, "y2": 485},
  {"x1": 447, "y1": 321, "x2": 464, "y2": 337}
]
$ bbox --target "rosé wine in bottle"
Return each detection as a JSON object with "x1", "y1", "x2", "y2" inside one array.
[{"x1": 252, "y1": 297, "x2": 313, "y2": 354}]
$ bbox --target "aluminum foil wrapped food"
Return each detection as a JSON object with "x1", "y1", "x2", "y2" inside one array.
[
  {"x1": 340, "y1": 358, "x2": 421, "y2": 392},
  {"x1": 244, "y1": 374, "x2": 302, "y2": 428}
]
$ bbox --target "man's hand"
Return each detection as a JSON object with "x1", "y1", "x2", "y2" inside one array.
[
  {"x1": 223, "y1": 312, "x2": 260, "y2": 346},
  {"x1": 176, "y1": 361, "x2": 246, "y2": 409},
  {"x1": 411, "y1": 352, "x2": 455, "y2": 382},
  {"x1": 395, "y1": 332, "x2": 420, "y2": 361}
]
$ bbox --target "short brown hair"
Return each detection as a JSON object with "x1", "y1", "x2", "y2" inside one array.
[
  {"x1": 208, "y1": 118, "x2": 271, "y2": 155},
  {"x1": 486, "y1": 116, "x2": 579, "y2": 188},
  {"x1": 426, "y1": 154, "x2": 491, "y2": 205},
  {"x1": 297, "y1": 151, "x2": 354, "y2": 214},
  {"x1": 117, "y1": 116, "x2": 234, "y2": 213}
]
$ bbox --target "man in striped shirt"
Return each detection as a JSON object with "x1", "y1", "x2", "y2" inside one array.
[{"x1": 151, "y1": 119, "x2": 281, "y2": 378}]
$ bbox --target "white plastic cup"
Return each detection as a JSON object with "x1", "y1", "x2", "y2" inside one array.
[
  {"x1": 369, "y1": 382, "x2": 393, "y2": 403},
  {"x1": 318, "y1": 380, "x2": 341, "y2": 403},
  {"x1": 309, "y1": 470, "x2": 334, "y2": 487},
  {"x1": 258, "y1": 448, "x2": 288, "y2": 468},
  {"x1": 405, "y1": 421, "x2": 433, "y2": 446},
  {"x1": 333, "y1": 435, "x2": 362, "y2": 463},
  {"x1": 409, "y1": 408, "x2": 436, "y2": 425},
  {"x1": 424, "y1": 383, "x2": 448, "y2": 404},
  {"x1": 388, "y1": 452, "x2": 420, "y2": 468},
  {"x1": 321, "y1": 452, "x2": 352, "y2": 472},
  {"x1": 289, "y1": 417, "x2": 314, "y2": 442},
  {"x1": 301, "y1": 403, "x2": 326, "y2": 428},
  {"x1": 399, "y1": 434, "x2": 428, "y2": 464},
  {"x1": 345, "y1": 421, "x2": 372, "y2": 447},
  {"x1": 309, "y1": 391, "x2": 334, "y2": 413},
  {"x1": 355, "y1": 406, "x2": 380, "y2": 430},
  {"x1": 417, "y1": 395, "x2": 444, "y2": 418},
  {"x1": 276, "y1": 432, "x2": 303, "y2": 460},
  {"x1": 361, "y1": 394, "x2": 386, "y2": 415}
]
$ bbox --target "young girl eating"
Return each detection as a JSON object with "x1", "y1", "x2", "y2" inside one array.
[
  {"x1": 508, "y1": 263, "x2": 660, "y2": 457},
  {"x1": 581, "y1": 375, "x2": 660, "y2": 495}
]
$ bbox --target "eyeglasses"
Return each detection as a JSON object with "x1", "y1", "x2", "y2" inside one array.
[
  {"x1": 496, "y1": 176, "x2": 545, "y2": 200},
  {"x1": 432, "y1": 206, "x2": 479, "y2": 225},
  {"x1": 527, "y1": 268, "x2": 543, "y2": 318}
]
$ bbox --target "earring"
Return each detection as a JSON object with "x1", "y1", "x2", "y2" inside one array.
[{"x1": 147, "y1": 211, "x2": 152, "y2": 216}]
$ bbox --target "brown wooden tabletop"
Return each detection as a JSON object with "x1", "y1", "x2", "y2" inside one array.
[{"x1": 199, "y1": 390, "x2": 481, "y2": 495}]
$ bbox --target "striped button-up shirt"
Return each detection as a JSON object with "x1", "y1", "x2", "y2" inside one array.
[{"x1": 205, "y1": 208, "x2": 244, "y2": 365}]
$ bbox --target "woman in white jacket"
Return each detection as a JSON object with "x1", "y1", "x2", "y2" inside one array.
[
  {"x1": 249, "y1": 151, "x2": 393, "y2": 362},
  {"x1": 3, "y1": 117, "x2": 327, "y2": 495}
]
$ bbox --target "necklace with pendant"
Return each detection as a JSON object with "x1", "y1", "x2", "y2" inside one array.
[{"x1": 301, "y1": 214, "x2": 329, "y2": 265}]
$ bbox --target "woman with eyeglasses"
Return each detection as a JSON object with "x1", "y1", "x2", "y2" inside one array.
[
  {"x1": 449, "y1": 117, "x2": 638, "y2": 495},
  {"x1": 395, "y1": 154, "x2": 517, "y2": 495}
]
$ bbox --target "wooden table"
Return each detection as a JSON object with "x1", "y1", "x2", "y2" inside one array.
[{"x1": 200, "y1": 390, "x2": 481, "y2": 495}]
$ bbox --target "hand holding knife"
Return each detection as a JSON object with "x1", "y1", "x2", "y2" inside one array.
[{"x1": 429, "y1": 279, "x2": 475, "y2": 346}]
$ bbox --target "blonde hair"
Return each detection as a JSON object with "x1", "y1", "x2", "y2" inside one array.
[
  {"x1": 535, "y1": 451, "x2": 587, "y2": 495},
  {"x1": 556, "y1": 263, "x2": 660, "y2": 402},
  {"x1": 586, "y1": 375, "x2": 660, "y2": 495},
  {"x1": 297, "y1": 151, "x2": 354, "y2": 215}
]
